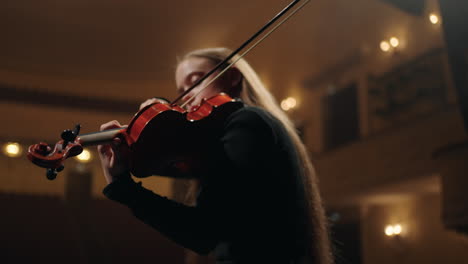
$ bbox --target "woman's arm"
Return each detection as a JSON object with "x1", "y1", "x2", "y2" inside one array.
[
  {"x1": 103, "y1": 177, "x2": 219, "y2": 255},
  {"x1": 102, "y1": 107, "x2": 278, "y2": 254}
]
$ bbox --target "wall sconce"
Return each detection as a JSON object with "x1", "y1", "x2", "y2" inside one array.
[
  {"x1": 384, "y1": 223, "x2": 407, "y2": 253},
  {"x1": 389, "y1": 37, "x2": 400, "y2": 48},
  {"x1": 2, "y1": 142, "x2": 23, "y2": 158},
  {"x1": 385, "y1": 224, "x2": 403, "y2": 237},
  {"x1": 281, "y1": 97, "x2": 297, "y2": 111},
  {"x1": 380, "y1": 37, "x2": 401, "y2": 53},
  {"x1": 429, "y1": 13, "x2": 440, "y2": 25},
  {"x1": 380, "y1": 41, "x2": 391, "y2": 52}
]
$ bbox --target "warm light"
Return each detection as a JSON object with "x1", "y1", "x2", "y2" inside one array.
[
  {"x1": 389, "y1": 37, "x2": 399, "y2": 48},
  {"x1": 429, "y1": 13, "x2": 439, "y2": 24},
  {"x1": 281, "y1": 101, "x2": 288, "y2": 111},
  {"x1": 3, "y1": 142, "x2": 22, "y2": 158},
  {"x1": 281, "y1": 97, "x2": 297, "y2": 111},
  {"x1": 380, "y1": 41, "x2": 391, "y2": 52},
  {"x1": 286, "y1": 97, "x2": 297, "y2": 108},
  {"x1": 76, "y1": 149, "x2": 92, "y2": 163},
  {"x1": 393, "y1": 224, "x2": 402, "y2": 235},
  {"x1": 385, "y1": 224, "x2": 403, "y2": 236},
  {"x1": 385, "y1": 225, "x2": 394, "y2": 236}
]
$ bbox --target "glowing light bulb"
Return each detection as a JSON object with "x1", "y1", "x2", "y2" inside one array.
[
  {"x1": 385, "y1": 225, "x2": 394, "y2": 236},
  {"x1": 389, "y1": 37, "x2": 399, "y2": 48},
  {"x1": 393, "y1": 224, "x2": 402, "y2": 235},
  {"x1": 380, "y1": 41, "x2": 391, "y2": 52},
  {"x1": 281, "y1": 97, "x2": 297, "y2": 111},
  {"x1": 76, "y1": 149, "x2": 92, "y2": 163},
  {"x1": 281, "y1": 100, "x2": 290, "y2": 111},
  {"x1": 286, "y1": 97, "x2": 297, "y2": 108},
  {"x1": 3, "y1": 142, "x2": 22, "y2": 158},
  {"x1": 429, "y1": 13, "x2": 439, "y2": 24}
]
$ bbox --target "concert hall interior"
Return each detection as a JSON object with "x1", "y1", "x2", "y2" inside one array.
[{"x1": 0, "y1": 0, "x2": 467, "y2": 263}]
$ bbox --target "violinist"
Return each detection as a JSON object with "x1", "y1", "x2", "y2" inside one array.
[{"x1": 98, "y1": 47, "x2": 333, "y2": 264}]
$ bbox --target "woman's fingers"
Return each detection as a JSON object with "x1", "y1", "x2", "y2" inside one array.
[
  {"x1": 112, "y1": 137, "x2": 122, "y2": 146},
  {"x1": 97, "y1": 120, "x2": 123, "y2": 156},
  {"x1": 97, "y1": 120, "x2": 131, "y2": 183},
  {"x1": 100, "y1": 120, "x2": 122, "y2": 131}
]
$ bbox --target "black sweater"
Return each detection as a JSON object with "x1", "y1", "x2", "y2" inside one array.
[{"x1": 103, "y1": 106, "x2": 310, "y2": 263}]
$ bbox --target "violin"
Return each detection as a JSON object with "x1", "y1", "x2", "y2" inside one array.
[
  {"x1": 26, "y1": 0, "x2": 310, "y2": 180},
  {"x1": 27, "y1": 93, "x2": 243, "y2": 180}
]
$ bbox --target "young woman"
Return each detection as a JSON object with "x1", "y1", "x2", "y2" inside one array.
[{"x1": 98, "y1": 47, "x2": 333, "y2": 264}]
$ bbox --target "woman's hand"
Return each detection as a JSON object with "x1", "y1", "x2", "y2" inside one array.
[{"x1": 97, "y1": 120, "x2": 131, "y2": 184}]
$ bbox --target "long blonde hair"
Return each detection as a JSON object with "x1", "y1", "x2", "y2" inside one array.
[{"x1": 180, "y1": 47, "x2": 333, "y2": 264}]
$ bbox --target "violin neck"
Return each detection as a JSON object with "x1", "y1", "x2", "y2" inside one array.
[{"x1": 78, "y1": 127, "x2": 126, "y2": 147}]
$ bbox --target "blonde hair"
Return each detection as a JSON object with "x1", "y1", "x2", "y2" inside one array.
[{"x1": 180, "y1": 47, "x2": 333, "y2": 264}]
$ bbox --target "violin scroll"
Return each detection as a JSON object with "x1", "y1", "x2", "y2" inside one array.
[{"x1": 27, "y1": 124, "x2": 85, "y2": 180}]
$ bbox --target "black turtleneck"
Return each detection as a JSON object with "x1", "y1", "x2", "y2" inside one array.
[{"x1": 103, "y1": 105, "x2": 310, "y2": 263}]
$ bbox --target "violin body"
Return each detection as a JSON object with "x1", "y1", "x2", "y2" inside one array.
[
  {"x1": 127, "y1": 93, "x2": 243, "y2": 177},
  {"x1": 27, "y1": 93, "x2": 244, "y2": 179}
]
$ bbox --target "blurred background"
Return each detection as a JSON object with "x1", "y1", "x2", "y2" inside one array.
[{"x1": 1, "y1": 0, "x2": 468, "y2": 263}]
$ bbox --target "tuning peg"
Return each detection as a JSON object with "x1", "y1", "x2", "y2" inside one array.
[
  {"x1": 73, "y1": 124, "x2": 81, "y2": 137},
  {"x1": 56, "y1": 165, "x2": 65, "y2": 172},
  {"x1": 46, "y1": 164, "x2": 64, "y2": 180},
  {"x1": 46, "y1": 168, "x2": 57, "y2": 180},
  {"x1": 61, "y1": 129, "x2": 76, "y2": 142},
  {"x1": 61, "y1": 124, "x2": 81, "y2": 142}
]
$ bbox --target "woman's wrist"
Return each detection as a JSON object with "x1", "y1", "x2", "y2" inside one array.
[
  {"x1": 103, "y1": 168, "x2": 131, "y2": 184},
  {"x1": 102, "y1": 175, "x2": 141, "y2": 205}
]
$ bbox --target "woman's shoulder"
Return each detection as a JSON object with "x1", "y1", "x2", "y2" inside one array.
[
  {"x1": 224, "y1": 105, "x2": 278, "y2": 129},
  {"x1": 220, "y1": 105, "x2": 280, "y2": 169},
  {"x1": 222, "y1": 105, "x2": 284, "y2": 148}
]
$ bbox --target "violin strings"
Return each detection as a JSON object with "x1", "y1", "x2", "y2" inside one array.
[{"x1": 180, "y1": 0, "x2": 310, "y2": 109}]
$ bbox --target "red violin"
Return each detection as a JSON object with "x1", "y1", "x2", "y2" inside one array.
[{"x1": 27, "y1": 93, "x2": 243, "y2": 180}]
